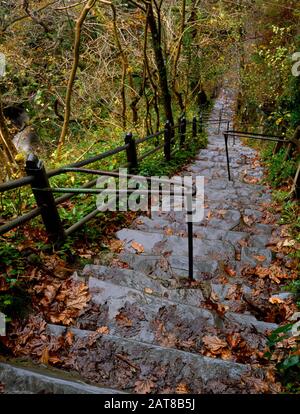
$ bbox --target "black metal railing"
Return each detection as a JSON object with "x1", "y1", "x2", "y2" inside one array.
[{"x1": 223, "y1": 130, "x2": 292, "y2": 181}]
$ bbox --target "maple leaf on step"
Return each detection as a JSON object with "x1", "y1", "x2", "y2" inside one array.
[
  {"x1": 134, "y1": 379, "x2": 155, "y2": 394},
  {"x1": 131, "y1": 241, "x2": 144, "y2": 253}
]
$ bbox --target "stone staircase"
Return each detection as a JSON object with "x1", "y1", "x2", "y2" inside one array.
[{"x1": 2, "y1": 84, "x2": 282, "y2": 394}]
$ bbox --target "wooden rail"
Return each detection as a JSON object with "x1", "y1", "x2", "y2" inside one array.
[{"x1": 0, "y1": 114, "x2": 228, "y2": 242}]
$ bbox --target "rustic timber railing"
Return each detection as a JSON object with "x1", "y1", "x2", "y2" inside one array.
[{"x1": 0, "y1": 114, "x2": 230, "y2": 243}]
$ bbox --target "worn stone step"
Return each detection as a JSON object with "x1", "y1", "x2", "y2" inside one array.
[
  {"x1": 44, "y1": 324, "x2": 259, "y2": 394},
  {"x1": 116, "y1": 228, "x2": 236, "y2": 261},
  {"x1": 118, "y1": 252, "x2": 220, "y2": 279},
  {"x1": 0, "y1": 362, "x2": 124, "y2": 394},
  {"x1": 78, "y1": 277, "x2": 219, "y2": 343},
  {"x1": 132, "y1": 216, "x2": 247, "y2": 240},
  {"x1": 80, "y1": 266, "x2": 277, "y2": 335}
]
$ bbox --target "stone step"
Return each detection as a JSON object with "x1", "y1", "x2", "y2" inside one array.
[
  {"x1": 116, "y1": 229, "x2": 236, "y2": 261},
  {"x1": 0, "y1": 362, "x2": 124, "y2": 394},
  {"x1": 80, "y1": 266, "x2": 277, "y2": 335},
  {"x1": 132, "y1": 216, "x2": 243, "y2": 238},
  {"x1": 118, "y1": 252, "x2": 220, "y2": 279},
  {"x1": 44, "y1": 324, "x2": 260, "y2": 394}
]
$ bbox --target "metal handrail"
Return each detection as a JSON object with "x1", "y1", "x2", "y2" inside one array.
[{"x1": 223, "y1": 129, "x2": 292, "y2": 181}]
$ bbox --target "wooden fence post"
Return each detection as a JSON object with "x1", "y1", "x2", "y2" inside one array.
[
  {"x1": 192, "y1": 116, "x2": 197, "y2": 138},
  {"x1": 199, "y1": 112, "x2": 203, "y2": 133},
  {"x1": 25, "y1": 154, "x2": 65, "y2": 242},
  {"x1": 164, "y1": 120, "x2": 171, "y2": 161},
  {"x1": 180, "y1": 117, "x2": 186, "y2": 147},
  {"x1": 125, "y1": 132, "x2": 138, "y2": 173}
]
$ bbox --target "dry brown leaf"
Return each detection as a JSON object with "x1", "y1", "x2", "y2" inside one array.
[
  {"x1": 243, "y1": 215, "x2": 254, "y2": 226},
  {"x1": 40, "y1": 347, "x2": 49, "y2": 364},
  {"x1": 253, "y1": 255, "x2": 266, "y2": 262},
  {"x1": 202, "y1": 335, "x2": 228, "y2": 354},
  {"x1": 115, "y1": 313, "x2": 133, "y2": 327},
  {"x1": 96, "y1": 326, "x2": 110, "y2": 334},
  {"x1": 224, "y1": 266, "x2": 236, "y2": 277},
  {"x1": 131, "y1": 241, "x2": 144, "y2": 253},
  {"x1": 269, "y1": 296, "x2": 285, "y2": 305},
  {"x1": 134, "y1": 379, "x2": 155, "y2": 394},
  {"x1": 109, "y1": 239, "x2": 124, "y2": 253},
  {"x1": 176, "y1": 383, "x2": 190, "y2": 394},
  {"x1": 243, "y1": 175, "x2": 260, "y2": 184},
  {"x1": 207, "y1": 211, "x2": 213, "y2": 220},
  {"x1": 48, "y1": 356, "x2": 62, "y2": 365},
  {"x1": 65, "y1": 331, "x2": 74, "y2": 346}
]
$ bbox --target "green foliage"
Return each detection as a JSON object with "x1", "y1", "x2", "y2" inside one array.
[
  {"x1": 139, "y1": 132, "x2": 208, "y2": 177},
  {"x1": 0, "y1": 244, "x2": 31, "y2": 320},
  {"x1": 262, "y1": 147, "x2": 298, "y2": 187},
  {"x1": 267, "y1": 324, "x2": 300, "y2": 394}
]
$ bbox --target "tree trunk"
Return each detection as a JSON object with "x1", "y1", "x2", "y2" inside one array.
[{"x1": 146, "y1": 3, "x2": 174, "y2": 126}]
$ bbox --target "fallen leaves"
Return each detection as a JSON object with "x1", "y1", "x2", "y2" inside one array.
[
  {"x1": 252, "y1": 255, "x2": 266, "y2": 263},
  {"x1": 176, "y1": 383, "x2": 190, "y2": 394},
  {"x1": 202, "y1": 335, "x2": 228, "y2": 354},
  {"x1": 134, "y1": 379, "x2": 155, "y2": 394},
  {"x1": 96, "y1": 326, "x2": 110, "y2": 334},
  {"x1": 224, "y1": 265, "x2": 236, "y2": 277},
  {"x1": 131, "y1": 241, "x2": 144, "y2": 253},
  {"x1": 35, "y1": 277, "x2": 90, "y2": 326},
  {"x1": 109, "y1": 239, "x2": 124, "y2": 253},
  {"x1": 243, "y1": 215, "x2": 255, "y2": 226},
  {"x1": 243, "y1": 175, "x2": 261, "y2": 184},
  {"x1": 115, "y1": 312, "x2": 133, "y2": 327},
  {"x1": 254, "y1": 264, "x2": 296, "y2": 284},
  {"x1": 269, "y1": 296, "x2": 285, "y2": 305}
]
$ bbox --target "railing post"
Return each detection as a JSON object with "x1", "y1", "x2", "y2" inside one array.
[
  {"x1": 180, "y1": 117, "x2": 186, "y2": 147},
  {"x1": 125, "y1": 132, "x2": 138, "y2": 174},
  {"x1": 218, "y1": 107, "x2": 222, "y2": 134},
  {"x1": 192, "y1": 116, "x2": 197, "y2": 138},
  {"x1": 199, "y1": 112, "x2": 203, "y2": 133},
  {"x1": 186, "y1": 191, "x2": 194, "y2": 281},
  {"x1": 224, "y1": 133, "x2": 231, "y2": 181},
  {"x1": 25, "y1": 154, "x2": 65, "y2": 242},
  {"x1": 164, "y1": 120, "x2": 171, "y2": 161}
]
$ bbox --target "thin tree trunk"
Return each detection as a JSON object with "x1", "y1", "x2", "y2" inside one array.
[
  {"x1": 57, "y1": 0, "x2": 97, "y2": 156},
  {"x1": 172, "y1": 0, "x2": 186, "y2": 112},
  {"x1": 146, "y1": 2, "x2": 174, "y2": 126}
]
